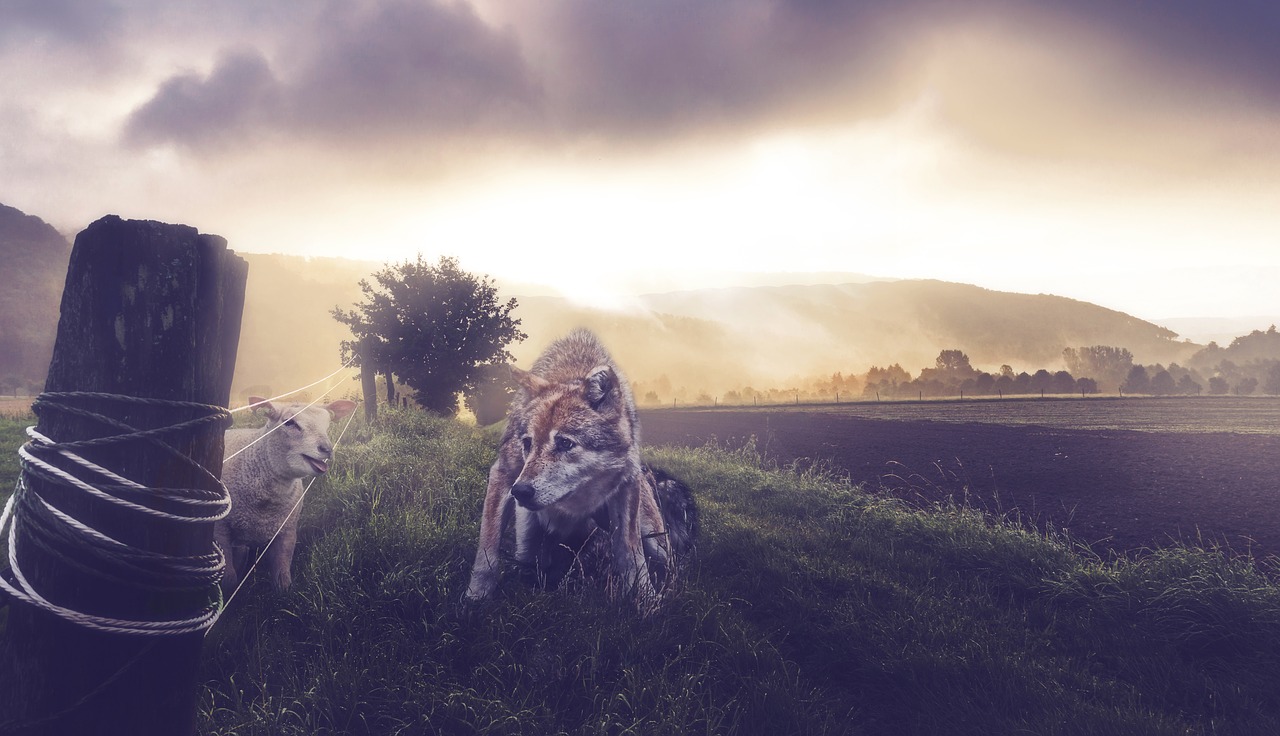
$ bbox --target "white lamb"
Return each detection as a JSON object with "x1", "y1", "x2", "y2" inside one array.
[{"x1": 216, "y1": 396, "x2": 357, "y2": 593}]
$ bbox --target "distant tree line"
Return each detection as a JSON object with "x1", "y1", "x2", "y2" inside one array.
[
  {"x1": 861, "y1": 350, "x2": 1097, "y2": 400},
  {"x1": 633, "y1": 327, "x2": 1280, "y2": 407}
]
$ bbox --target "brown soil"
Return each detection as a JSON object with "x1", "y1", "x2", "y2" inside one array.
[
  {"x1": 640, "y1": 408, "x2": 1280, "y2": 562},
  {"x1": 0, "y1": 398, "x2": 33, "y2": 417}
]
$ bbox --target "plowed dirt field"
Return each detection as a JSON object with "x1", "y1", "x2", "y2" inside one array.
[{"x1": 640, "y1": 398, "x2": 1280, "y2": 561}]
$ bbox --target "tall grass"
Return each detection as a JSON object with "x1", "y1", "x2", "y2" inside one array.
[
  {"x1": 4, "y1": 410, "x2": 1279, "y2": 734},
  {"x1": 190, "y1": 411, "x2": 1280, "y2": 735}
]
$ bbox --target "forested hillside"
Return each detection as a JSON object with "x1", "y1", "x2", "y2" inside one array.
[{"x1": 0, "y1": 204, "x2": 71, "y2": 393}]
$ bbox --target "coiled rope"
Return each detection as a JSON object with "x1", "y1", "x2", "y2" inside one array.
[
  {"x1": 0, "y1": 360, "x2": 364, "y2": 732},
  {"x1": 0, "y1": 392, "x2": 231, "y2": 636}
]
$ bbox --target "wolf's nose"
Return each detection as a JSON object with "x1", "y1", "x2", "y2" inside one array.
[{"x1": 510, "y1": 482, "x2": 536, "y2": 505}]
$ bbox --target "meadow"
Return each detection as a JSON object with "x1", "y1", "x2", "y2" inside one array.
[{"x1": 3, "y1": 409, "x2": 1280, "y2": 734}]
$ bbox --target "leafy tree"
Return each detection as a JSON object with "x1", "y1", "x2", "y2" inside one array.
[
  {"x1": 1076, "y1": 377, "x2": 1098, "y2": 395},
  {"x1": 1030, "y1": 369, "x2": 1053, "y2": 393},
  {"x1": 332, "y1": 255, "x2": 525, "y2": 415},
  {"x1": 467, "y1": 364, "x2": 517, "y2": 426},
  {"x1": 1122, "y1": 365, "x2": 1150, "y2": 394},
  {"x1": 1176, "y1": 374, "x2": 1201, "y2": 395},
  {"x1": 975, "y1": 372, "x2": 996, "y2": 395},
  {"x1": 1238, "y1": 376, "x2": 1258, "y2": 396},
  {"x1": 1064, "y1": 345, "x2": 1134, "y2": 392},
  {"x1": 1051, "y1": 370, "x2": 1076, "y2": 394},
  {"x1": 1150, "y1": 369, "x2": 1176, "y2": 395},
  {"x1": 935, "y1": 350, "x2": 974, "y2": 374},
  {"x1": 1208, "y1": 376, "x2": 1229, "y2": 395},
  {"x1": 1265, "y1": 362, "x2": 1280, "y2": 396}
]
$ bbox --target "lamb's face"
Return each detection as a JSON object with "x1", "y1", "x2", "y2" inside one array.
[
  {"x1": 249, "y1": 397, "x2": 358, "y2": 479},
  {"x1": 272, "y1": 404, "x2": 337, "y2": 478}
]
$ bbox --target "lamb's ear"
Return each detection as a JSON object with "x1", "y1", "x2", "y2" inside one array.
[
  {"x1": 327, "y1": 399, "x2": 357, "y2": 421},
  {"x1": 248, "y1": 396, "x2": 281, "y2": 421},
  {"x1": 584, "y1": 365, "x2": 617, "y2": 410},
  {"x1": 511, "y1": 366, "x2": 549, "y2": 393}
]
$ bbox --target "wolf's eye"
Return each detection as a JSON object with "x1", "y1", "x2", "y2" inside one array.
[
  {"x1": 521, "y1": 436, "x2": 532, "y2": 453},
  {"x1": 554, "y1": 435, "x2": 576, "y2": 452}
]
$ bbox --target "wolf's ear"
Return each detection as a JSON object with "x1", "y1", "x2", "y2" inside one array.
[
  {"x1": 511, "y1": 366, "x2": 549, "y2": 394},
  {"x1": 584, "y1": 365, "x2": 617, "y2": 410}
]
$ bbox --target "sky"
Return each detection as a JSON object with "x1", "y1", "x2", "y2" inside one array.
[{"x1": 2, "y1": 0, "x2": 1279, "y2": 324}]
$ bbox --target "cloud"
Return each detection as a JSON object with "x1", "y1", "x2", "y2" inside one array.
[
  {"x1": 513, "y1": 0, "x2": 929, "y2": 137},
  {"x1": 0, "y1": 0, "x2": 121, "y2": 47},
  {"x1": 124, "y1": 50, "x2": 281, "y2": 150},
  {"x1": 123, "y1": 0, "x2": 541, "y2": 152},
  {"x1": 287, "y1": 1, "x2": 541, "y2": 138},
  {"x1": 117, "y1": 0, "x2": 1280, "y2": 172}
]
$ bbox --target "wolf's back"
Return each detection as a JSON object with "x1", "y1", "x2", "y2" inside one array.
[{"x1": 646, "y1": 466, "x2": 699, "y2": 557}]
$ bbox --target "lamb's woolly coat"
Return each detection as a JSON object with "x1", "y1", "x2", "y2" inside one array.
[{"x1": 216, "y1": 397, "x2": 355, "y2": 592}]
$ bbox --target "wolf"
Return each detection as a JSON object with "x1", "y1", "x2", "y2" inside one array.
[{"x1": 465, "y1": 329, "x2": 697, "y2": 610}]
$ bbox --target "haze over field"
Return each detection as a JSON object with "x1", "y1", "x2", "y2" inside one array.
[{"x1": 1, "y1": 1, "x2": 1278, "y2": 325}]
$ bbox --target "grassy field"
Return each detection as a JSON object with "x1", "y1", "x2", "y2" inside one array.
[{"x1": 4, "y1": 410, "x2": 1280, "y2": 734}]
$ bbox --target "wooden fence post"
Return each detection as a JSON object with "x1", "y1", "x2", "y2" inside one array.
[
  {"x1": 360, "y1": 336, "x2": 378, "y2": 424},
  {"x1": 0, "y1": 216, "x2": 247, "y2": 735}
]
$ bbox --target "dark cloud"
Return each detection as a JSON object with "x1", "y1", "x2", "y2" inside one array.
[
  {"x1": 124, "y1": 50, "x2": 280, "y2": 149},
  {"x1": 1061, "y1": 0, "x2": 1280, "y2": 99},
  {"x1": 120, "y1": 0, "x2": 1280, "y2": 162},
  {"x1": 124, "y1": 0, "x2": 541, "y2": 152},
  {"x1": 527, "y1": 0, "x2": 926, "y2": 136},
  {"x1": 287, "y1": 1, "x2": 540, "y2": 136},
  {"x1": 0, "y1": 0, "x2": 121, "y2": 47}
]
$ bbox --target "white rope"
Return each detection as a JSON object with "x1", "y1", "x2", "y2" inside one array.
[
  {"x1": 228, "y1": 352, "x2": 360, "y2": 414},
  {"x1": 24, "y1": 428, "x2": 230, "y2": 514},
  {"x1": 0, "y1": 354, "x2": 364, "y2": 639},
  {"x1": 206, "y1": 405, "x2": 359, "y2": 634},
  {"x1": 19, "y1": 438, "x2": 230, "y2": 523},
  {"x1": 0, "y1": 487, "x2": 221, "y2": 636},
  {"x1": 34, "y1": 495, "x2": 222, "y2": 576},
  {"x1": 224, "y1": 366, "x2": 359, "y2": 464}
]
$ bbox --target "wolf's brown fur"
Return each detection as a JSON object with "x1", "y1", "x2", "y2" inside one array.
[{"x1": 465, "y1": 329, "x2": 689, "y2": 610}]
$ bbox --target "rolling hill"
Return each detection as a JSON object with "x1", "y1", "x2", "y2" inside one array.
[
  {"x1": 0, "y1": 204, "x2": 72, "y2": 391},
  {"x1": 2, "y1": 203, "x2": 1204, "y2": 403}
]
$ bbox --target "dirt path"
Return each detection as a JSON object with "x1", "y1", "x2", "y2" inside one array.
[{"x1": 640, "y1": 408, "x2": 1280, "y2": 561}]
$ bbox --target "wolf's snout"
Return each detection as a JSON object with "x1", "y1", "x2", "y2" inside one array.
[{"x1": 510, "y1": 482, "x2": 537, "y2": 506}]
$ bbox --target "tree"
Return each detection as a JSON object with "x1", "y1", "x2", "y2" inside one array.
[
  {"x1": 1051, "y1": 370, "x2": 1076, "y2": 394},
  {"x1": 467, "y1": 363, "x2": 516, "y2": 425},
  {"x1": 1265, "y1": 362, "x2": 1280, "y2": 396},
  {"x1": 332, "y1": 255, "x2": 525, "y2": 414},
  {"x1": 1122, "y1": 365, "x2": 1150, "y2": 394},
  {"x1": 1176, "y1": 373, "x2": 1201, "y2": 396},
  {"x1": 1150, "y1": 369, "x2": 1176, "y2": 395},
  {"x1": 935, "y1": 350, "x2": 974, "y2": 374},
  {"x1": 1208, "y1": 376, "x2": 1229, "y2": 395},
  {"x1": 1064, "y1": 345, "x2": 1134, "y2": 392}
]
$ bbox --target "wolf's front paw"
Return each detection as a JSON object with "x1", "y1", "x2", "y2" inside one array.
[{"x1": 464, "y1": 571, "x2": 497, "y2": 603}]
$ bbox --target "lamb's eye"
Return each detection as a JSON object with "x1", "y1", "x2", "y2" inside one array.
[
  {"x1": 284, "y1": 419, "x2": 299, "y2": 429},
  {"x1": 521, "y1": 436, "x2": 532, "y2": 453},
  {"x1": 554, "y1": 435, "x2": 576, "y2": 452}
]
